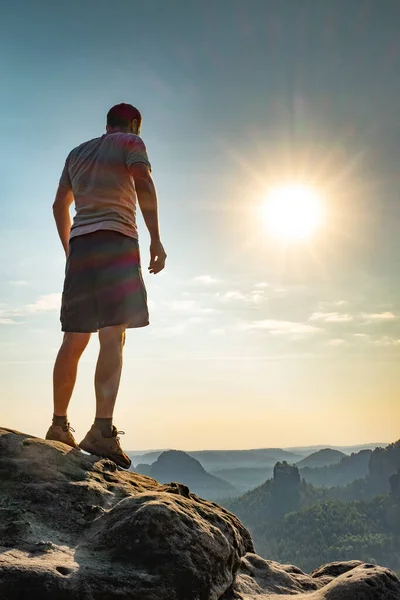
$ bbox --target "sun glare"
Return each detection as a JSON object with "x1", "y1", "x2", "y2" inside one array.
[{"x1": 263, "y1": 184, "x2": 323, "y2": 241}]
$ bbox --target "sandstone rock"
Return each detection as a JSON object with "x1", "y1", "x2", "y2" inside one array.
[
  {"x1": 221, "y1": 554, "x2": 400, "y2": 599},
  {"x1": 0, "y1": 427, "x2": 399, "y2": 600}
]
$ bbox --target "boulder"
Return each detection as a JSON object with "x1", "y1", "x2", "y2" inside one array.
[{"x1": 222, "y1": 554, "x2": 400, "y2": 599}]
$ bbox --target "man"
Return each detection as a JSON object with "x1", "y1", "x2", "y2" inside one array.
[{"x1": 45, "y1": 103, "x2": 166, "y2": 469}]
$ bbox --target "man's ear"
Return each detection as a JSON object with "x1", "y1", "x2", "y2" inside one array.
[
  {"x1": 106, "y1": 124, "x2": 111, "y2": 133},
  {"x1": 131, "y1": 119, "x2": 139, "y2": 134}
]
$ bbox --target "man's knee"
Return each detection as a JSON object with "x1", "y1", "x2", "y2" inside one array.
[
  {"x1": 62, "y1": 332, "x2": 91, "y2": 355},
  {"x1": 98, "y1": 325, "x2": 127, "y2": 347}
]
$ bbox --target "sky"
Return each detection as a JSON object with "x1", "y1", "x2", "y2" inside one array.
[{"x1": 1, "y1": 0, "x2": 400, "y2": 450}]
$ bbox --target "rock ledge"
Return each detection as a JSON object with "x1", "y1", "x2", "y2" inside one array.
[{"x1": 0, "y1": 428, "x2": 399, "y2": 600}]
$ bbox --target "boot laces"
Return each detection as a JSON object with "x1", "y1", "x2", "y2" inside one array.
[
  {"x1": 112, "y1": 430, "x2": 125, "y2": 450},
  {"x1": 63, "y1": 423, "x2": 75, "y2": 433}
]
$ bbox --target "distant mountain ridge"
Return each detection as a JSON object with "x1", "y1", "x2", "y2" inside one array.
[
  {"x1": 128, "y1": 443, "x2": 388, "y2": 469},
  {"x1": 128, "y1": 443, "x2": 389, "y2": 495},
  {"x1": 134, "y1": 450, "x2": 237, "y2": 501},
  {"x1": 130, "y1": 448, "x2": 302, "y2": 470},
  {"x1": 284, "y1": 443, "x2": 388, "y2": 457},
  {"x1": 300, "y1": 450, "x2": 372, "y2": 487},
  {"x1": 296, "y1": 448, "x2": 346, "y2": 469}
]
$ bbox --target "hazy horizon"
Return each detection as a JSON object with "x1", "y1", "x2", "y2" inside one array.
[
  {"x1": 111, "y1": 440, "x2": 391, "y2": 454},
  {"x1": 1, "y1": 0, "x2": 400, "y2": 449}
]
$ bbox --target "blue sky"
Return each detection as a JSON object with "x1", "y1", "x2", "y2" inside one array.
[{"x1": 1, "y1": 0, "x2": 400, "y2": 449}]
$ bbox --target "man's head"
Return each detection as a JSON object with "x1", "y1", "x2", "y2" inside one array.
[{"x1": 106, "y1": 103, "x2": 142, "y2": 135}]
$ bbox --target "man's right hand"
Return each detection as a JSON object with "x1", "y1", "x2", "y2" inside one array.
[{"x1": 149, "y1": 240, "x2": 167, "y2": 274}]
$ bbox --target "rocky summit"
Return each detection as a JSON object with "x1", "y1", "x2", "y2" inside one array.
[{"x1": 0, "y1": 427, "x2": 399, "y2": 600}]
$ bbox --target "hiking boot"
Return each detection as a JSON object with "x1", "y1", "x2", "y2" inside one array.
[
  {"x1": 79, "y1": 425, "x2": 131, "y2": 469},
  {"x1": 45, "y1": 423, "x2": 80, "y2": 449}
]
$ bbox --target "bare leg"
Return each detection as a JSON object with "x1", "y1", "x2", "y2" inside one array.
[
  {"x1": 53, "y1": 332, "x2": 91, "y2": 416},
  {"x1": 95, "y1": 325, "x2": 126, "y2": 418},
  {"x1": 78, "y1": 326, "x2": 130, "y2": 468}
]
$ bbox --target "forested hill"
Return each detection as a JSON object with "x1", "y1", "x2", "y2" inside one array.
[
  {"x1": 299, "y1": 449, "x2": 371, "y2": 487},
  {"x1": 224, "y1": 440, "x2": 400, "y2": 574},
  {"x1": 254, "y1": 494, "x2": 400, "y2": 574}
]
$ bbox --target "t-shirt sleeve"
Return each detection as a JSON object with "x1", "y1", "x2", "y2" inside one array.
[
  {"x1": 125, "y1": 135, "x2": 152, "y2": 171},
  {"x1": 59, "y1": 156, "x2": 72, "y2": 189}
]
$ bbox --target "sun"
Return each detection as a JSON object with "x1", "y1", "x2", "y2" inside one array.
[{"x1": 263, "y1": 184, "x2": 323, "y2": 241}]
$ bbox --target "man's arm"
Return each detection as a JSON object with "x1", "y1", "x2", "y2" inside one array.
[
  {"x1": 130, "y1": 163, "x2": 167, "y2": 274},
  {"x1": 52, "y1": 184, "x2": 74, "y2": 257}
]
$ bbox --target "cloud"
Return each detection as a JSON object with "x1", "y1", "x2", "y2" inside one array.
[
  {"x1": 0, "y1": 307, "x2": 25, "y2": 318},
  {"x1": 238, "y1": 319, "x2": 322, "y2": 335},
  {"x1": 310, "y1": 312, "x2": 354, "y2": 323},
  {"x1": 167, "y1": 300, "x2": 216, "y2": 315},
  {"x1": 217, "y1": 290, "x2": 265, "y2": 304},
  {"x1": 361, "y1": 312, "x2": 397, "y2": 322},
  {"x1": 328, "y1": 338, "x2": 346, "y2": 347},
  {"x1": 250, "y1": 291, "x2": 265, "y2": 304},
  {"x1": 311, "y1": 311, "x2": 397, "y2": 326},
  {"x1": 318, "y1": 300, "x2": 349, "y2": 309},
  {"x1": 0, "y1": 318, "x2": 17, "y2": 325},
  {"x1": 370, "y1": 336, "x2": 400, "y2": 346},
  {"x1": 255, "y1": 282, "x2": 269, "y2": 288},
  {"x1": 353, "y1": 333, "x2": 400, "y2": 346},
  {"x1": 9, "y1": 280, "x2": 29, "y2": 286},
  {"x1": 26, "y1": 293, "x2": 62, "y2": 313},
  {"x1": 193, "y1": 275, "x2": 221, "y2": 285},
  {"x1": 218, "y1": 291, "x2": 246, "y2": 301},
  {"x1": 0, "y1": 305, "x2": 26, "y2": 323},
  {"x1": 210, "y1": 328, "x2": 226, "y2": 335}
]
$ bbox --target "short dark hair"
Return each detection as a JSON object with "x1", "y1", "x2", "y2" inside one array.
[{"x1": 106, "y1": 103, "x2": 142, "y2": 129}]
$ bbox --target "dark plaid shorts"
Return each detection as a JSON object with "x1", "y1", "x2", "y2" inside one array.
[{"x1": 60, "y1": 231, "x2": 149, "y2": 332}]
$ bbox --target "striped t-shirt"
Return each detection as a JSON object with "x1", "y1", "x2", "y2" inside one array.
[{"x1": 59, "y1": 132, "x2": 151, "y2": 240}]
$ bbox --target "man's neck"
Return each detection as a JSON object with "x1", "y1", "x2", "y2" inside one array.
[{"x1": 107, "y1": 127, "x2": 132, "y2": 134}]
